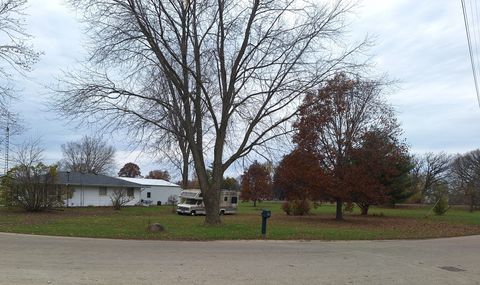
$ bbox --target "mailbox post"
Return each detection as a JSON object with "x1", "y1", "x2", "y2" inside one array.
[{"x1": 261, "y1": 209, "x2": 271, "y2": 239}]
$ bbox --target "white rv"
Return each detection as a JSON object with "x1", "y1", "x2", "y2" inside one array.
[{"x1": 176, "y1": 189, "x2": 239, "y2": 215}]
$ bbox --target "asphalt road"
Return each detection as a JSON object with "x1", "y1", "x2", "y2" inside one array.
[{"x1": 0, "y1": 233, "x2": 479, "y2": 285}]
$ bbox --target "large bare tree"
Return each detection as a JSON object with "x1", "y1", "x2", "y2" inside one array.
[
  {"x1": 0, "y1": 0, "x2": 40, "y2": 145},
  {"x1": 55, "y1": 0, "x2": 364, "y2": 224},
  {"x1": 450, "y1": 150, "x2": 480, "y2": 212},
  {"x1": 414, "y1": 152, "x2": 451, "y2": 202},
  {"x1": 61, "y1": 135, "x2": 116, "y2": 175},
  {"x1": 0, "y1": 0, "x2": 40, "y2": 96}
]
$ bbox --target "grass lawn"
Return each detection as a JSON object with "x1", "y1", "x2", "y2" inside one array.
[{"x1": 1, "y1": 202, "x2": 479, "y2": 240}]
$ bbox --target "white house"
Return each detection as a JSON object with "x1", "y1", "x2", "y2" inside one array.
[
  {"x1": 57, "y1": 172, "x2": 142, "y2": 207},
  {"x1": 117, "y1": 177, "x2": 182, "y2": 205}
]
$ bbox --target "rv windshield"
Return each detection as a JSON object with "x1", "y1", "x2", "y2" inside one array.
[{"x1": 185, "y1": 199, "x2": 201, "y2": 205}]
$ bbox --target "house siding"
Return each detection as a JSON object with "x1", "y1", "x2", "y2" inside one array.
[
  {"x1": 140, "y1": 185, "x2": 181, "y2": 205},
  {"x1": 65, "y1": 186, "x2": 141, "y2": 207}
]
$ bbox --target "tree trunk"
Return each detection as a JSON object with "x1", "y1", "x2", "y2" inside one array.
[
  {"x1": 360, "y1": 204, "x2": 369, "y2": 215},
  {"x1": 203, "y1": 164, "x2": 223, "y2": 225},
  {"x1": 181, "y1": 151, "x2": 189, "y2": 189},
  {"x1": 335, "y1": 198, "x2": 343, "y2": 220},
  {"x1": 203, "y1": 183, "x2": 221, "y2": 225},
  {"x1": 253, "y1": 199, "x2": 257, "y2": 207},
  {"x1": 190, "y1": 148, "x2": 222, "y2": 225}
]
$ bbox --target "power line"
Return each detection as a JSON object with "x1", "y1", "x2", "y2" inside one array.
[{"x1": 461, "y1": 0, "x2": 480, "y2": 108}]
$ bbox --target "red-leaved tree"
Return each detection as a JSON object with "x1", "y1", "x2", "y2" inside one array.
[
  {"x1": 293, "y1": 73, "x2": 399, "y2": 220},
  {"x1": 241, "y1": 161, "x2": 272, "y2": 207},
  {"x1": 146, "y1": 170, "x2": 171, "y2": 181},
  {"x1": 347, "y1": 130, "x2": 412, "y2": 215},
  {"x1": 274, "y1": 149, "x2": 328, "y2": 202}
]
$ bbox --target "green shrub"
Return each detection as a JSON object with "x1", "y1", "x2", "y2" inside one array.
[{"x1": 433, "y1": 196, "x2": 450, "y2": 216}]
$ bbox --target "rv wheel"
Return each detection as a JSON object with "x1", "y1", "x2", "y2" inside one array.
[
  {"x1": 191, "y1": 210, "x2": 196, "y2": 216},
  {"x1": 219, "y1": 210, "x2": 225, "y2": 215}
]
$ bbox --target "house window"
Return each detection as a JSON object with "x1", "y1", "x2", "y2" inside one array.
[
  {"x1": 224, "y1": 196, "x2": 228, "y2": 202},
  {"x1": 147, "y1": 192, "x2": 151, "y2": 198},
  {"x1": 127, "y1": 188, "x2": 134, "y2": 197},
  {"x1": 231, "y1": 197, "x2": 238, "y2": 204},
  {"x1": 99, "y1": 187, "x2": 107, "y2": 196}
]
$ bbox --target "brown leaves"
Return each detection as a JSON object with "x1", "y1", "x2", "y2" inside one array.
[
  {"x1": 281, "y1": 72, "x2": 409, "y2": 212},
  {"x1": 241, "y1": 161, "x2": 273, "y2": 203}
]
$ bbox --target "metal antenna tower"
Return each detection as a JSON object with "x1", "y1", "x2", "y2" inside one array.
[{"x1": 4, "y1": 112, "x2": 9, "y2": 174}]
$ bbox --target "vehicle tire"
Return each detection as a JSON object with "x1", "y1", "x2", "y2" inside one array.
[
  {"x1": 191, "y1": 210, "x2": 196, "y2": 216},
  {"x1": 219, "y1": 210, "x2": 225, "y2": 215}
]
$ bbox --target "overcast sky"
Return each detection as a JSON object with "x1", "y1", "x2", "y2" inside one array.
[{"x1": 4, "y1": 0, "x2": 480, "y2": 178}]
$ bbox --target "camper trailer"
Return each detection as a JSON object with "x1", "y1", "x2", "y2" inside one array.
[{"x1": 176, "y1": 189, "x2": 239, "y2": 215}]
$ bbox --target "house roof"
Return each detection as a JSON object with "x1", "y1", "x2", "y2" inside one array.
[
  {"x1": 117, "y1": 177, "x2": 181, "y2": 188},
  {"x1": 57, "y1": 172, "x2": 142, "y2": 188}
]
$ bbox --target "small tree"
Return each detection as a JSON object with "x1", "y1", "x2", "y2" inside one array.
[
  {"x1": 433, "y1": 195, "x2": 450, "y2": 216},
  {"x1": 2, "y1": 164, "x2": 62, "y2": 211},
  {"x1": 274, "y1": 149, "x2": 327, "y2": 215},
  {"x1": 241, "y1": 161, "x2": 272, "y2": 207},
  {"x1": 222, "y1": 177, "x2": 240, "y2": 191},
  {"x1": 118, "y1": 162, "x2": 141, "y2": 177},
  {"x1": 348, "y1": 130, "x2": 413, "y2": 215},
  {"x1": 167, "y1": 194, "x2": 178, "y2": 213},
  {"x1": 1, "y1": 138, "x2": 65, "y2": 211},
  {"x1": 274, "y1": 150, "x2": 322, "y2": 201},
  {"x1": 109, "y1": 189, "x2": 132, "y2": 210}
]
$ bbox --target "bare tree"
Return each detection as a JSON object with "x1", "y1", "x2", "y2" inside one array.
[
  {"x1": 0, "y1": 0, "x2": 39, "y2": 170},
  {"x1": 55, "y1": 0, "x2": 365, "y2": 225},
  {"x1": 416, "y1": 152, "x2": 451, "y2": 202},
  {"x1": 450, "y1": 150, "x2": 480, "y2": 212},
  {"x1": 0, "y1": 0, "x2": 41, "y2": 129},
  {"x1": 167, "y1": 194, "x2": 178, "y2": 213},
  {"x1": 12, "y1": 137, "x2": 43, "y2": 169},
  {"x1": 61, "y1": 135, "x2": 116, "y2": 175},
  {"x1": 149, "y1": 111, "x2": 192, "y2": 188},
  {"x1": 110, "y1": 188, "x2": 132, "y2": 210},
  {"x1": 2, "y1": 138, "x2": 63, "y2": 211}
]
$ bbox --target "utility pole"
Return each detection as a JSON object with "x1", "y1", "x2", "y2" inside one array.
[{"x1": 4, "y1": 111, "x2": 10, "y2": 175}]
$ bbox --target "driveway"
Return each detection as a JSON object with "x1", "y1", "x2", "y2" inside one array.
[{"x1": 0, "y1": 233, "x2": 479, "y2": 285}]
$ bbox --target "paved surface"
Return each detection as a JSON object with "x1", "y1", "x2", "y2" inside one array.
[{"x1": 0, "y1": 233, "x2": 479, "y2": 285}]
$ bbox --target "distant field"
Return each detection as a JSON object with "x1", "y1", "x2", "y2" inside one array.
[{"x1": 1, "y1": 202, "x2": 479, "y2": 240}]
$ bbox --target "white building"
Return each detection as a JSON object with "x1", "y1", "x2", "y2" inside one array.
[
  {"x1": 57, "y1": 172, "x2": 142, "y2": 207},
  {"x1": 117, "y1": 177, "x2": 182, "y2": 205}
]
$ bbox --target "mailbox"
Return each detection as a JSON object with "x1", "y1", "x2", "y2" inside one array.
[{"x1": 261, "y1": 209, "x2": 271, "y2": 238}]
